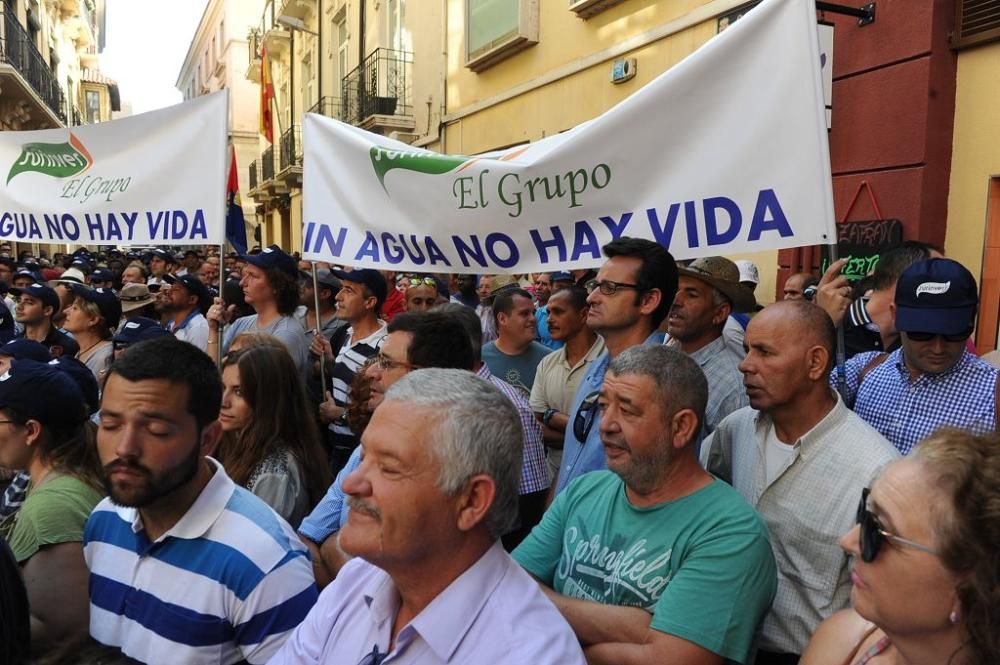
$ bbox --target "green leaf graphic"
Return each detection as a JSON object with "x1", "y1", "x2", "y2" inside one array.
[
  {"x1": 7, "y1": 134, "x2": 92, "y2": 184},
  {"x1": 370, "y1": 146, "x2": 468, "y2": 190}
]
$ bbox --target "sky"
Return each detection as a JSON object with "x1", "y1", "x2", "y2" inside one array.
[{"x1": 99, "y1": 0, "x2": 209, "y2": 115}]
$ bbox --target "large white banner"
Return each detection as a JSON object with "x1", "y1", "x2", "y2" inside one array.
[
  {"x1": 0, "y1": 91, "x2": 227, "y2": 246},
  {"x1": 303, "y1": 0, "x2": 835, "y2": 273}
]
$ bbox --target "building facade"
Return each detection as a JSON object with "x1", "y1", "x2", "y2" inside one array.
[{"x1": 176, "y1": 0, "x2": 266, "y2": 249}]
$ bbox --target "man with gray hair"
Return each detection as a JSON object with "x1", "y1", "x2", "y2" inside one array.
[
  {"x1": 270, "y1": 369, "x2": 586, "y2": 664},
  {"x1": 514, "y1": 345, "x2": 776, "y2": 665}
]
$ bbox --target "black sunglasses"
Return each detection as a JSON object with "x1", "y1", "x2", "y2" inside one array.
[
  {"x1": 904, "y1": 328, "x2": 973, "y2": 343},
  {"x1": 573, "y1": 390, "x2": 601, "y2": 441},
  {"x1": 856, "y1": 488, "x2": 938, "y2": 562}
]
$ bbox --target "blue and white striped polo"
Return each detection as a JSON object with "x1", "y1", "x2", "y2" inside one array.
[{"x1": 83, "y1": 458, "x2": 318, "y2": 665}]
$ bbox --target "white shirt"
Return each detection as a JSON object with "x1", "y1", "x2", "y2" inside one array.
[{"x1": 170, "y1": 311, "x2": 209, "y2": 352}]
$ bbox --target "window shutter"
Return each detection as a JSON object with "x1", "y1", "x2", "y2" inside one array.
[{"x1": 952, "y1": 0, "x2": 1000, "y2": 50}]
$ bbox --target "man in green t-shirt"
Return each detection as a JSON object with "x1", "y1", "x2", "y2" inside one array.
[{"x1": 513, "y1": 345, "x2": 776, "y2": 665}]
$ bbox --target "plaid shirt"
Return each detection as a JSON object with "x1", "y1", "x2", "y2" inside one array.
[
  {"x1": 688, "y1": 335, "x2": 749, "y2": 434},
  {"x1": 477, "y1": 365, "x2": 550, "y2": 494},
  {"x1": 835, "y1": 349, "x2": 999, "y2": 455}
]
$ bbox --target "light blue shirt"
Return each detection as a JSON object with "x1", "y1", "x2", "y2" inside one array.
[
  {"x1": 297, "y1": 447, "x2": 362, "y2": 544},
  {"x1": 555, "y1": 331, "x2": 664, "y2": 495},
  {"x1": 535, "y1": 305, "x2": 563, "y2": 350},
  {"x1": 268, "y1": 542, "x2": 586, "y2": 664}
]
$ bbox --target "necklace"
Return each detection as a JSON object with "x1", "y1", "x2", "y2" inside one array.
[{"x1": 78, "y1": 339, "x2": 107, "y2": 361}]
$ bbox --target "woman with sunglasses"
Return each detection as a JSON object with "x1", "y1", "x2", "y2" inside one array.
[
  {"x1": 216, "y1": 345, "x2": 331, "y2": 528},
  {"x1": 801, "y1": 428, "x2": 999, "y2": 665}
]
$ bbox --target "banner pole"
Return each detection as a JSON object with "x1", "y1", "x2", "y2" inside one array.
[
  {"x1": 828, "y1": 242, "x2": 847, "y2": 400},
  {"x1": 217, "y1": 243, "x2": 225, "y2": 366},
  {"x1": 311, "y1": 262, "x2": 326, "y2": 390}
]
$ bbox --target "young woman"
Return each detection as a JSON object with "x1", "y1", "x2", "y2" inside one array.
[{"x1": 216, "y1": 345, "x2": 330, "y2": 527}]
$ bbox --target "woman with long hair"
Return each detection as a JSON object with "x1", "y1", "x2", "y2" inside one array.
[
  {"x1": 801, "y1": 428, "x2": 1000, "y2": 665},
  {"x1": 0, "y1": 360, "x2": 102, "y2": 656},
  {"x1": 216, "y1": 345, "x2": 330, "y2": 527}
]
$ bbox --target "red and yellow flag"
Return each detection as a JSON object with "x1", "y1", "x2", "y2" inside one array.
[{"x1": 260, "y1": 44, "x2": 275, "y2": 143}]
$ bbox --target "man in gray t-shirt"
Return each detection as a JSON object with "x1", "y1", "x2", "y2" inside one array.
[{"x1": 481, "y1": 288, "x2": 550, "y2": 397}]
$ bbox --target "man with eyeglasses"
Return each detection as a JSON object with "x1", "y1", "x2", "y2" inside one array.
[
  {"x1": 837, "y1": 258, "x2": 1000, "y2": 456},
  {"x1": 514, "y1": 345, "x2": 776, "y2": 665},
  {"x1": 554, "y1": 237, "x2": 678, "y2": 496},
  {"x1": 701, "y1": 300, "x2": 899, "y2": 664}
]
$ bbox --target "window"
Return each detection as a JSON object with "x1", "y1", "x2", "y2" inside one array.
[
  {"x1": 952, "y1": 0, "x2": 1000, "y2": 50},
  {"x1": 337, "y1": 17, "x2": 349, "y2": 84},
  {"x1": 465, "y1": 0, "x2": 538, "y2": 72},
  {"x1": 302, "y1": 48, "x2": 314, "y2": 113},
  {"x1": 85, "y1": 90, "x2": 101, "y2": 123},
  {"x1": 568, "y1": 0, "x2": 627, "y2": 19}
]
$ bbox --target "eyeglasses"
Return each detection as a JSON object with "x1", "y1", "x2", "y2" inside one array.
[
  {"x1": 856, "y1": 488, "x2": 938, "y2": 562},
  {"x1": 374, "y1": 352, "x2": 419, "y2": 372},
  {"x1": 573, "y1": 390, "x2": 601, "y2": 441},
  {"x1": 403, "y1": 275, "x2": 437, "y2": 288},
  {"x1": 357, "y1": 645, "x2": 388, "y2": 665},
  {"x1": 584, "y1": 279, "x2": 643, "y2": 296},
  {"x1": 904, "y1": 328, "x2": 973, "y2": 343}
]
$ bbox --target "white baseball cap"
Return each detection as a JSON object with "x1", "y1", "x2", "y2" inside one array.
[{"x1": 735, "y1": 260, "x2": 759, "y2": 285}]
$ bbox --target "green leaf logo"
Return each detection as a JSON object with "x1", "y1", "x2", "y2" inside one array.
[
  {"x1": 7, "y1": 132, "x2": 93, "y2": 185},
  {"x1": 370, "y1": 146, "x2": 470, "y2": 190}
]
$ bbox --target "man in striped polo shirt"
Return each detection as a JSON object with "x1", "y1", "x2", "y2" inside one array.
[
  {"x1": 316, "y1": 269, "x2": 387, "y2": 472},
  {"x1": 83, "y1": 338, "x2": 317, "y2": 665}
]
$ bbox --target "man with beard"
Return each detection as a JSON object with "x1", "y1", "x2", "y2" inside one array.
[
  {"x1": 82, "y1": 338, "x2": 316, "y2": 665},
  {"x1": 513, "y1": 345, "x2": 776, "y2": 665}
]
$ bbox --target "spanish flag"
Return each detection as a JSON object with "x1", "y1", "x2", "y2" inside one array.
[{"x1": 260, "y1": 44, "x2": 275, "y2": 143}]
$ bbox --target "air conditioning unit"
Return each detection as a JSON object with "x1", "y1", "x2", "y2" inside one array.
[{"x1": 569, "y1": 0, "x2": 627, "y2": 19}]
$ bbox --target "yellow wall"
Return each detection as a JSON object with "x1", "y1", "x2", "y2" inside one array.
[{"x1": 945, "y1": 42, "x2": 1000, "y2": 275}]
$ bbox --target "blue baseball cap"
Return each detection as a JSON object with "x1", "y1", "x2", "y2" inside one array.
[
  {"x1": 150, "y1": 248, "x2": 177, "y2": 264},
  {"x1": 0, "y1": 339, "x2": 51, "y2": 362},
  {"x1": 0, "y1": 359, "x2": 86, "y2": 426},
  {"x1": 68, "y1": 284, "x2": 122, "y2": 330},
  {"x1": 330, "y1": 268, "x2": 387, "y2": 307},
  {"x1": 9, "y1": 283, "x2": 59, "y2": 312},
  {"x1": 894, "y1": 258, "x2": 978, "y2": 336},
  {"x1": 90, "y1": 268, "x2": 114, "y2": 283},
  {"x1": 242, "y1": 245, "x2": 298, "y2": 279},
  {"x1": 48, "y1": 356, "x2": 100, "y2": 415},
  {"x1": 113, "y1": 317, "x2": 173, "y2": 346},
  {"x1": 550, "y1": 271, "x2": 573, "y2": 283}
]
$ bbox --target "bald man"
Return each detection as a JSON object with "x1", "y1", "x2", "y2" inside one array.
[{"x1": 701, "y1": 301, "x2": 898, "y2": 664}]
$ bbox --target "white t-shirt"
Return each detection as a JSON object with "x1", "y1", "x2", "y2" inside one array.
[{"x1": 764, "y1": 424, "x2": 798, "y2": 486}]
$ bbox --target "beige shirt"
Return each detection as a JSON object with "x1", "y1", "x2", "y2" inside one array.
[
  {"x1": 701, "y1": 392, "x2": 900, "y2": 654},
  {"x1": 529, "y1": 335, "x2": 605, "y2": 415}
]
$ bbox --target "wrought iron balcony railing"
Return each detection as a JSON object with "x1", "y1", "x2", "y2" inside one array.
[
  {"x1": 341, "y1": 48, "x2": 413, "y2": 125},
  {"x1": 249, "y1": 159, "x2": 259, "y2": 190},
  {"x1": 307, "y1": 96, "x2": 343, "y2": 121},
  {"x1": 261, "y1": 145, "x2": 275, "y2": 182},
  {"x1": 1, "y1": 6, "x2": 66, "y2": 123},
  {"x1": 279, "y1": 125, "x2": 302, "y2": 171}
]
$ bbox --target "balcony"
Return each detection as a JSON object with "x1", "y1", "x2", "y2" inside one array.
[
  {"x1": 307, "y1": 96, "x2": 343, "y2": 121},
  {"x1": 0, "y1": 6, "x2": 66, "y2": 128},
  {"x1": 249, "y1": 159, "x2": 259, "y2": 192},
  {"x1": 341, "y1": 48, "x2": 414, "y2": 135},
  {"x1": 258, "y1": 0, "x2": 290, "y2": 59},
  {"x1": 250, "y1": 144, "x2": 287, "y2": 201},
  {"x1": 277, "y1": 0, "x2": 316, "y2": 23},
  {"x1": 277, "y1": 125, "x2": 302, "y2": 187},
  {"x1": 262, "y1": 145, "x2": 275, "y2": 181}
]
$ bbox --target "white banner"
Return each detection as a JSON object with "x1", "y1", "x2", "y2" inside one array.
[
  {"x1": 0, "y1": 91, "x2": 228, "y2": 246},
  {"x1": 303, "y1": 0, "x2": 835, "y2": 273}
]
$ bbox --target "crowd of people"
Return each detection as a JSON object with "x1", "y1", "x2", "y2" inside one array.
[{"x1": 0, "y1": 237, "x2": 996, "y2": 665}]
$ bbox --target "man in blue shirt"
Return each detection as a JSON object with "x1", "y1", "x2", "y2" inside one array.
[{"x1": 555, "y1": 237, "x2": 678, "y2": 494}]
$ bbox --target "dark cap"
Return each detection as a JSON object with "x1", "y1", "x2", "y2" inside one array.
[
  {"x1": 114, "y1": 317, "x2": 173, "y2": 345},
  {"x1": 331, "y1": 268, "x2": 387, "y2": 307},
  {"x1": 242, "y1": 244, "x2": 297, "y2": 279},
  {"x1": 13, "y1": 269, "x2": 39, "y2": 282},
  {"x1": 90, "y1": 268, "x2": 114, "y2": 283},
  {"x1": 894, "y1": 258, "x2": 978, "y2": 336},
  {"x1": 0, "y1": 339, "x2": 51, "y2": 362},
  {"x1": 10, "y1": 283, "x2": 59, "y2": 312},
  {"x1": 300, "y1": 268, "x2": 342, "y2": 291},
  {"x1": 68, "y1": 284, "x2": 122, "y2": 330},
  {"x1": 150, "y1": 248, "x2": 177, "y2": 264},
  {"x1": 47, "y1": 357, "x2": 100, "y2": 415},
  {"x1": 0, "y1": 359, "x2": 86, "y2": 426},
  {"x1": 171, "y1": 274, "x2": 211, "y2": 311},
  {"x1": 550, "y1": 271, "x2": 573, "y2": 283}
]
